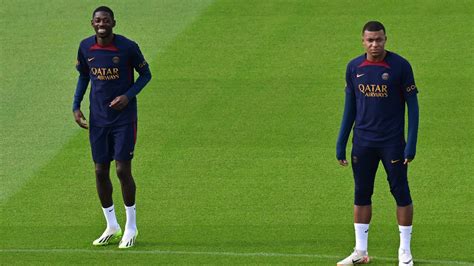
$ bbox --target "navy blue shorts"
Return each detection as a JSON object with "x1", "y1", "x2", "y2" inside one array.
[
  {"x1": 351, "y1": 143, "x2": 412, "y2": 206},
  {"x1": 89, "y1": 122, "x2": 137, "y2": 163}
]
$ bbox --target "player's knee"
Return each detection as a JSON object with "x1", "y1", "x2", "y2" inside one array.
[
  {"x1": 116, "y1": 168, "x2": 129, "y2": 180},
  {"x1": 95, "y1": 166, "x2": 109, "y2": 180},
  {"x1": 116, "y1": 166, "x2": 132, "y2": 183},
  {"x1": 354, "y1": 185, "x2": 373, "y2": 205},
  {"x1": 390, "y1": 185, "x2": 412, "y2": 206}
]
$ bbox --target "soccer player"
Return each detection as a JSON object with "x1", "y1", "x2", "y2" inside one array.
[
  {"x1": 336, "y1": 21, "x2": 419, "y2": 265},
  {"x1": 72, "y1": 6, "x2": 152, "y2": 248}
]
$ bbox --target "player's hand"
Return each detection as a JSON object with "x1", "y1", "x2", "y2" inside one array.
[
  {"x1": 73, "y1": 110, "x2": 88, "y2": 129},
  {"x1": 403, "y1": 158, "x2": 414, "y2": 165},
  {"x1": 109, "y1": 95, "x2": 129, "y2": 110},
  {"x1": 338, "y1": 159, "x2": 349, "y2": 166}
]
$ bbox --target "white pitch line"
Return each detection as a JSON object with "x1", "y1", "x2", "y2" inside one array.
[{"x1": 0, "y1": 248, "x2": 473, "y2": 265}]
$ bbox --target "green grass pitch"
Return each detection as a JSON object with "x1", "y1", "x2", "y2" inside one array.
[{"x1": 1, "y1": 0, "x2": 473, "y2": 264}]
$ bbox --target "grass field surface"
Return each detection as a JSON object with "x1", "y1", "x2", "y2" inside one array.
[{"x1": 1, "y1": 0, "x2": 473, "y2": 265}]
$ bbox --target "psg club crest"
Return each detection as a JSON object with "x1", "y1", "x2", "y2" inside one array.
[
  {"x1": 382, "y1": 72, "x2": 389, "y2": 80},
  {"x1": 112, "y1": 56, "x2": 120, "y2": 64},
  {"x1": 352, "y1": 156, "x2": 358, "y2": 164}
]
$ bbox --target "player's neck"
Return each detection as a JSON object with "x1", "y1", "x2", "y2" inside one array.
[
  {"x1": 366, "y1": 50, "x2": 387, "y2": 62},
  {"x1": 96, "y1": 34, "x2": 115, "y2": 46}
]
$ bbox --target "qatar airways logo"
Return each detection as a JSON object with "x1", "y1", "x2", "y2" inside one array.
[
  {"x1": 91, "y1": 67, "x2": 120, "y2": 80},
  {"x1": 358, "y1": 84, "x2": 388, "y2": 97}
]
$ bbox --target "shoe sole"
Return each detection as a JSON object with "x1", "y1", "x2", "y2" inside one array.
[
  {"x1": 337, "y1": 256, "x2": 370, "y2": 265},
  {"x1": 118, "y1": 230, "x2": 138, "y2": 249},
  {"x1": 92, "y1": 230, "x2": 123, "y2": 246}
]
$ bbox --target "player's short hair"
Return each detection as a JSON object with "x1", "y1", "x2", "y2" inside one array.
[
  {"x1": 362, "y1": 21, "x2": 386, "y2": 35},
  {"x1": 92, "y1": 6, "x2": 114, "y2": 19}
]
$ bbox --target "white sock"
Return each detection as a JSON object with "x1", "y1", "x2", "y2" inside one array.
[
  {"x1": 102, "y1": 205, "x2": 120, "y2": 231},
  {"x1": 399, "y1": 225, "x2": 412, "y2": 253},
  {"x1": 354, "y1": 223, "x2": 369, "y2": 252},
  {"x1": 125, "y1": 204, "x2": 137, "y2": 233}
]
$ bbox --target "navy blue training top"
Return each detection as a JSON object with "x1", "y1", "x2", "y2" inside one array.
[
  {"x1": 75, "y1": 34, "x2": 150, "y2": 127},
  {"x1": 345, "y1": 51, "x2": 418, "y2": 147}
]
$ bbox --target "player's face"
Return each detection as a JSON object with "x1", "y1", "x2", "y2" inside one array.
[
  {"x1": 362, "y1": 30, "x2": 387, "y2": 60},
  {"x1": 91, "y1": 11, "x2": 115, "y2": 39}
]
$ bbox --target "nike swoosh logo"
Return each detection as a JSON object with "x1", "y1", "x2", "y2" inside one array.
[
  {"x1": 87, "y1": 57, "x2": 95, "y2": 62},
  {"x1": 356, "y1": 74, "x2": 365, "y2": 78},
  {"x1": 391, "y1": 159, "x2": 400, "y2": 163},
  {"x1": 352, "y1": 258, "x2": 361, "y2": 263},
  {"x1": 108, "y1": 209, "x2": 113, "y2": 212}
]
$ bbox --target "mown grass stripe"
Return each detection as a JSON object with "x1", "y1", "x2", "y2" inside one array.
[{"x1": 0, "y1": 248, "x2": 473, "y2": 265}]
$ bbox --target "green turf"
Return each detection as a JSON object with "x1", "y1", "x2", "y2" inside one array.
[
  {"x1": 1, "y1": 0, "x2": 473, "y2": 265},
  {"x1": 0, "y1": 0, "x2": 213, "y2": 203}
]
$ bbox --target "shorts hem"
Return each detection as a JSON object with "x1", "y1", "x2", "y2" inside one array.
[
  {"x1": 93, "y1": 158, "x2": 113, "y2": 164},
  {"x1": 113, "y1": 157, "x2": 134, "y2": 162}
]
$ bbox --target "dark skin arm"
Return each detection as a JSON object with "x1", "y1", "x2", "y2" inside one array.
[
  {"x1": 73, "y1": 110, "x2": 88, "y2": 129},
  {"x1": 109, "y1": 95, "x2": 129, "y2": 110}
]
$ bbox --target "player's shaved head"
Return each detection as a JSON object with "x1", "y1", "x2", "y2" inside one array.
[
  {"x1": 93, "y1": 6, "x2": 114, "y2": 19},
  {"x1": 362, "y1": 21, "x2": 386, "y2": 35}
]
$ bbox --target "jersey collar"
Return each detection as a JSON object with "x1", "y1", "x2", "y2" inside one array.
[{"x1": 359, "y1": 51, "x2": 391, "y2": 68}]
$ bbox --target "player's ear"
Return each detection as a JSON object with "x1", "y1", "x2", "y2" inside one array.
[{"x1": 112, "y1": 19, "x2": 116, "y2": 28}]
